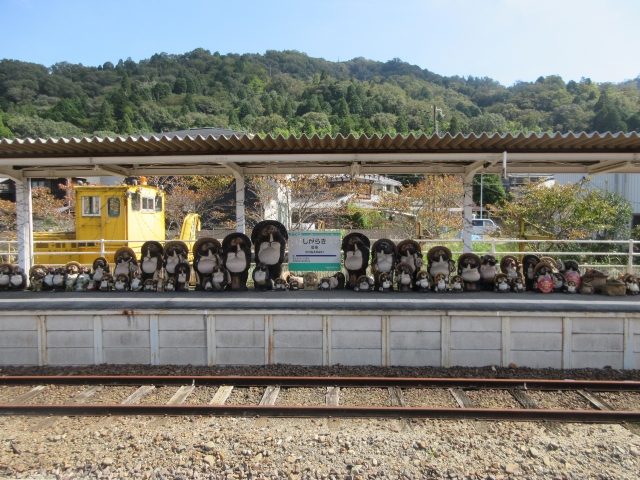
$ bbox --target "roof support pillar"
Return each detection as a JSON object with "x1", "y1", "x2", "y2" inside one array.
[
  {"x1": 462, "y1": 177, "x2": 474, "y2": 254},
  {"x1": 15, "y1": 179, "x2": 33, "y2": 279},
  {"x1": 235, "y1": 175, "x2": 245, "y2": 234},
  {"x1": 462, "y1": 161, "x2": 485, "y2": 254},
  {"x1": 224, "y1": 162, "x2": 245, "y2": 235}
]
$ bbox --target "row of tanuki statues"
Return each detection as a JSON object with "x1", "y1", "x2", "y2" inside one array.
[{"x1": 2, "y1": 220, "x2": 638, "y2": 295}]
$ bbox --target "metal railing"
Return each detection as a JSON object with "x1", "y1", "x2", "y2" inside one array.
[{"x1": 0, "y1": 237, "x2": 637, "y2": 275}]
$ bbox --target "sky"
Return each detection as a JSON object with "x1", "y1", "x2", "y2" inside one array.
[{"x1": 1, "y1": 0, "x2": 639, "y2": 87}]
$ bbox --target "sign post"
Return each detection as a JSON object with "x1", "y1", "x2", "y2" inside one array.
[{"x1": 288, "y1": 231, "x2": 341, "y2": 272}]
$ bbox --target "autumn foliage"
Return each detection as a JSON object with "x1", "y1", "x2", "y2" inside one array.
[{"x1": 375, "y1": 175, "x2": 464, "y2": 238}]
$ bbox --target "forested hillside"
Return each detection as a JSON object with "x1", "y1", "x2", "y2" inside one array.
[{"x1": 0, "y1": 48, "x2": 639, "y2": 140}]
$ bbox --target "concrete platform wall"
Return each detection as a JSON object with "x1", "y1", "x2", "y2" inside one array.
[{"x1": 0, "y1": 310, "x2": 638, "y2": 369}]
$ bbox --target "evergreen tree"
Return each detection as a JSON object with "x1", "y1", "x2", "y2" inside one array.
[
  {"x1": 346, "y1": 84, "x2": 363, "y2": 115},
  {"x1": 282, "y1": 97, "x2": 295, "y2": 118},
  {"x1": 320, "y1": 69, "x2": 328, "y2": 82},
  {"x1": 592, "y1": 91, "x2": 627, "y2": 133},
  {"x1": 395, "y1": 114, "x2": 409, "y2": 135},
  {"x1": 301, "y1": 117, "x2": 316, "y2": 136},
  {"x1": 228, "y1": 110, "x2": 240, "y2": 127},
  {"x1": 0, "y1": 117, "x2": 12, "y2": 139},
  {"x1": 186, "y1": 77, "x2": 196, "y2": 94},
  {"x1": 473, "y1": 174, "x2": 508, "y2": 206},
  {"x1": 339, "y1": 116, "x2": 355, "y2": 136},
  {"x1": 94, "y1": 100, "x2": 117, "y2": 132},
  {"x1": 173, "y1": 78, "x2": 187, "y2": 94},
  {"x1": 118, "y1": 114, "x2": 134, "y2": 135},
  {"x1": 121, "y1": 73, "x2": 132, "y2": 96},
  {"x1": 361, "y1": 118, "x2": 375, "y2": 137},
  {"x1": 184, "y1": 93, "x2": 196, "y2": 113},
  {"x1": 337, "y1": 97, "x2": 350, "y2": 118},
  {"x1": 447, "y1": 115, "x2": 461, "y2": 135}
]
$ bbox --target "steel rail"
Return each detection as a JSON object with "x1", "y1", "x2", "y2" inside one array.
[
  {"x1": 1, "y1": 376, "x2": 640, "y2": 391},
  {"x1": 0, "y1": 404, "x2": 639, "y2": 422}
]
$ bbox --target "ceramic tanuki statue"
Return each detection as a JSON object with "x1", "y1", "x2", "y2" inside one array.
[
  {"x1": 342, "y1": 233, "x2": 370, "y2": 289},
  {"x1": 494, "y1": 273, "x2": 510, "y2": 293},
  {"x1": 371, "y1": 239, "x2": 397, "y2": 291},
  {"x1": 533, "y1": 262, "x2": 555, "y2": 293},
  {"x1": 522, "y1": 255, "x2": 541, "y2": 291},
  {"x1": 395, "y1": 263, "x2": 414, "y2": 292},
  {"x1": 480, "y1": 255, "x2": 499, "y2": 291},
  {"x1": 163, "y1": 241, "x2": 188, "y2": 280},
  {"x1": 562, "y1": 260, "x2": 582, "y2": 289},
  {"x1": 192, "y1": 238, "x2": 223, "y2": 290},
  {"x1": 252, "y1": 262, "x2": 270, "y2": 291},
  {"x1": 140, "y1": 241, "x2": 164, "y2": 283},
  {"x1": 92, "y1": 257, "x2": 109, "y2": 286},
  {"x1": 113, "y1": 247, "x2": 139, "y2": 279},
  {"x1": 0, "y1": 263, "x2": 14, "y2": 291},
  {"x1": 500, "y1": 255, "x2": 520, "y2": 281},
  {"x1": 427, "y1": 246, "x2": 455, "y2": 285},
  {"x1": 221, "y1": 233, "x2": 252, "y2": 291},
  {"x1": 457, "y1": 253, "x2": 483, "y2": 292},
  {"x1": 251, "y1": 220, "x2": 288, "y2": 290}
]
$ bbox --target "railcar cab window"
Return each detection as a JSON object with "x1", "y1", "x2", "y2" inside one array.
[
  {"x1": 155, "y1": 195, "x2": 162, "y2": 212},
  {"x1": 107, "y1": 197, "x2": 121, "y2": 218},
  {"x1": 82, "y1": 196, "x2": 101, "y2": 216},
  {"x1": 131, "y1": 192, "x2": 141, "y2": 211},
  {"x1": 142, "y1": 196, "x2": 155, "y2": 212}
]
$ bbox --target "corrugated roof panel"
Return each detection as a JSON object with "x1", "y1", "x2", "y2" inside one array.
[{"x1": 1, "y1": 131, "x2": 639, "y2": 159}]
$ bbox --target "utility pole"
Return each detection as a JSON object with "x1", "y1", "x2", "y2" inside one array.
[
  {"x1": 480, "y1": 173, "x2": 484, "y2": 219},
  {"x1": 432, "y1": 105, "x2": 443, "y2": 135}
]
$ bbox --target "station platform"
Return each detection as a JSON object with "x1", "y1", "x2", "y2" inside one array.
[{"x1": 0, "y1": 291, "x2": 638, "y2": 370}]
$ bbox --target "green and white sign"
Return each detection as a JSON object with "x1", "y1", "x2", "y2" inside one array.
[{"x1": 288, "y1": 230, "x2": 341, "y2": 271}]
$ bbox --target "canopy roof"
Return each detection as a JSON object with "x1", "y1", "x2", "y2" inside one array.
[{"x1": 0, "y1": 130, "x2": 639, "y2": 179}]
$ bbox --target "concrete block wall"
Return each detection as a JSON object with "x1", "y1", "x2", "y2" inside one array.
[
  {"x1": 215, "y1": 314, "x2": 264, "y2": 365},
  {"x1": 1, "y1": 310, "x2": 638, "y2": 369},
  {"x1": 0, "y1": 316, "x2": 38, "y2": 365}
]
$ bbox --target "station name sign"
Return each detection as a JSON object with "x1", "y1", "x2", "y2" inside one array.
[{"x1": 288, "y1": 231, "x2": 341, "y2": 271}]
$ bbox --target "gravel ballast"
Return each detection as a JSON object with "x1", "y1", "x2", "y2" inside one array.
[{"x1": 1, "y1": 365, "x2": 640, "y2": 478}]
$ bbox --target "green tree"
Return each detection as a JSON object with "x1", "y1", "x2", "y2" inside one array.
[
  {"x1": 361, "y1": 118, "x2": 375, "y2": 136},
  {"x1": 151, "y1": 82, "x2": 171, "y2": 101},
  {"x1": 473, "y1": 174, "x2": 508, "y2": 208},
  {"x1": 492, "y1": 180, "x2": 632, "y2": 240},
  {"x1": 185, "y1": 77, "x2": 196, "y2": 94},
  {"x1": 447, "y1": 115, "x2": 461, "y2": 135},
  {"x1": 173, "y1": 78, "x2": 187, "y2": 94},
  {"x1": 118, "y1": 114, "x2": 134, "y2": 135},
  {"x1": 592, "y1": 92, "x2": 627, "y2": 133},
  {"x1": 339, "y1": 116, "x2": 355, "y2": 136},
  {"x1": 468, "y1": 113, "x2": 508, "y2": 134},
  {"x1": 94, "y1": 100, "x2": 118, "y2": 132},
  {"x1": 0, "y1": 117, "x2": 12, "y2": 138},
  {"x1": 336, "y1": 97, "x2": 350, "y2": 118},
  {"x1": 395, "y1": 114, "x2": 409, "y2": 135},
  {"x1": 121, "y1": 73, "x2": 132, "y2": 96},
  {"x1": 7, "y1": 115, "x2": 84, "y2": 139},
  {"x1": 184, "y1": 93, "x2": 196, "y2": 113}
]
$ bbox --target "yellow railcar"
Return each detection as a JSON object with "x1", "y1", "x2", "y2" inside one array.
[{"x1": 33, "y1": 183, "x2": 194, "y2": 265}]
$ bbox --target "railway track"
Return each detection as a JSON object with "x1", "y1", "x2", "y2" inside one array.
[{"x1": 1, "y1": 376, "x2": 640, "y2": 423}]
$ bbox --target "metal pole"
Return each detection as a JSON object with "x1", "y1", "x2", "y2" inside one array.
[
  {"x1": 629, "y1": 239, "x2": 634, "y2": 275},
  {"x1": 433, "y1": 105, "x2": 437, "y2": 136},
  {"x1": 480, "y1": 173, "x2": 483, "y2": 219},
  {"x1": 462, "y1": 178, "x2": 473, "y2": 253}
]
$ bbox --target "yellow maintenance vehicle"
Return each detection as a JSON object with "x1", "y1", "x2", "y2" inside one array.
[{"x1": 33, "y1": 182, "x2": 200, "y2": 265}]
